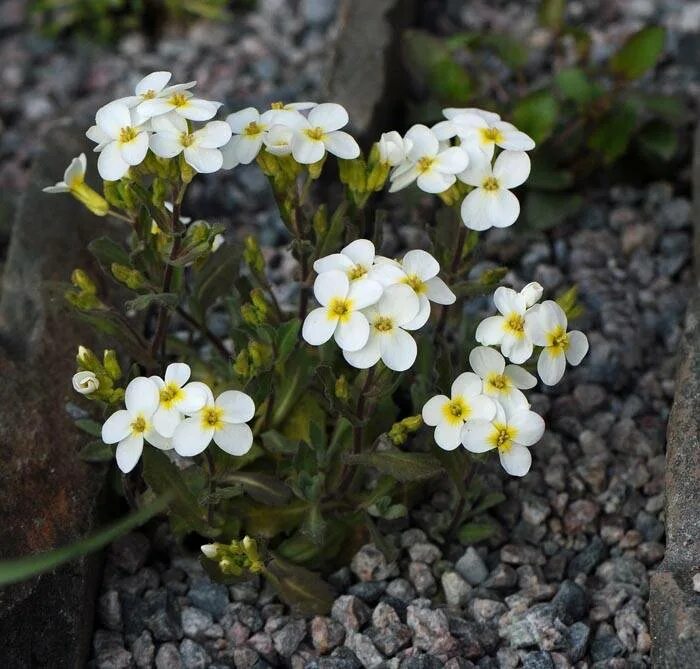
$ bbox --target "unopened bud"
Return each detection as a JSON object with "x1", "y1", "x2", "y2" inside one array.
[
  {"x1": 335, "y1": 375, "x2": 350, "y2": 401},
  {"x1": 71, "y1": 269, "x2": 96, "y2": 294},
  {"x1": 103, "y1": 350, "x2": 122, "y2": 381},
  {"x1": 72, "y1": 183, "x2": 109, "y2": 216},
  {"x1": 244, "y1": 235, "x2": 265, "y2": 274},
  {"x1": 201, "y1": 543, "x2": 220, "y2": 559},
  {"x1": 77, "y1": 345, "x2": 101, "y2": 373},
  {"x1": 72, "y1": 371, "x2": 99, "y2": 395}
]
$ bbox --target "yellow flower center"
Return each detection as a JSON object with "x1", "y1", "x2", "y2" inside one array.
[
  {"x1": 486, "y1": 372, "x2": 510, "y2": 394},
  {"x1": 200, "y1": 406, "x2": 225, "y2": 430},
  {"x1": 327, "y1": 297, "x2": 354, "y2": 323},
  {"x1": 417, "y1": 156, "x2": 435, "y2": 173},
  {"x1": 270, "y1": 101, "x2": 285, "y2": 109},
  {"x1": 348, "y1": 265, "x2": 367, "y2": 280},
  {"x1": 180, "y1": 132, "x2": 196, "y2": 147},
  {"x1": 503, "y1": 312, "x2": 525, "y2": 338},
  {"x1": 159, "y1": 382, "x2": 184, "y2": 409},
  {"x1": 441, "y1": 397, "x2": 470, "y2": 426},
  {"x1": 119, "y1": 127, "x2": 138, "y2": 143},
  {"x1": 169, "y1": 92, "x2": 189, "y2": 108},
  {"x1": 489, "y1": 422, "x2": 518, "y2": 453},
  {"x1": 244, "y1": 121, "x2": 264, "y2": 137},
  {"x1": 142, "y1": 89, "x2": 157, "y2": 100},
  {"x1": 130, "y1": 414, "x2": 148, "y2": 435},
  {"x1": 374, "y1": 316, "x2": 394, "y2": 333},
  {"x1": 480, "y1": 127, "x2": 504, "y2": 144},
  {"x1": 482, "y1": 176, "x2": 500, "y2": 191},
  {"x1": 304, "y1": 127, "x2": 325, "y2": 141},
  {"x1": 546, "y1": 325, "x2": 569, "y2": 356},
  {"x1": 402, "y1": 274, "x2": 425, "y2": 293}
]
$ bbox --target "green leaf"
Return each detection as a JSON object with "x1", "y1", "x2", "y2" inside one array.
[
  {"x1": 125, "y1": 292, "x2": 179, "y2": 312},
  {"x1": 609, "y1": 26, "x2": 665, "y2": 80},
  {"x1": 142, "y1": 448, "x2": 218, "y2": 537},
  {"x1": 555, "y1": 67, "x2": 598, "y2": 105},
  {"x1": 88, "y1": 236, "x2": 131, "y2": 272},
  {"x1": 219, "y1": 472, "x2": 292, "y2": 506},
  {"x1": 0, "y1": 494, "x2": 171, "y2": 587},
  {"x1": 538, "y1": 0, "x2": 566, "y2": 30},
  {"x1": 276, "y1": 319, "x2": 300, "y2": 364},
  {"x1": 512, "y1": 90, "x2": 559, "y2": 143},
  {"x1": 457, "y1": 522, "x2": 496, "y2": 545},
  {"x1": 192, "y1": 243, "x2": 242, "y2": 317},
  {"x1": 636, "y1": 119, "x2": 678, "y2": 161},
  {"x1": 481, "y1": 33, "x2": 528, "y2": 69},
  {"x1": 525, "y1": 191, "x2": 583, "y2": 231},
  {"x1": 364, "y1": 513, "x2": 399, "y2": 562},
  {"x1": 470, "y1": 492, "x2": 506, "y2": 516},
  {"x1": 527, "y1": 163, "x2": 574, "y2": 191},
  {"x1": 344, "y1": 450, "x2": 443, "y2": 482},
  {"x1": 244, "y1": 500, "x2": 309, "y2": 538},
  {"x1": 261, "y1": 430, "x2": 301, "y2": 455},
  {"x1": 588, "y1": 105, "x2": 637, "y2": 163},
  {"x1": 79, "y1": 440, "x2": 113, "y2": 463},
  {"x1": 75, "y1": 418, "x2": 102, "y2": 437},
  {"x1": 264, "y1": 557, "x2": 335, "y2": 615}
]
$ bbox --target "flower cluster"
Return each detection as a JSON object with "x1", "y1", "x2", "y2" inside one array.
[
  {"x1": 301, "y1": 240, "x2": 456, "y2": 371},
  {"x1": 384, "y1": 107, "x2": 535, "y2": 232},
  {"x1": 98, "y1": 363, "x2": 255, "y2": 473},
  {"x1": 423, "y1": 283, "x2": 588, "y2": 476}
]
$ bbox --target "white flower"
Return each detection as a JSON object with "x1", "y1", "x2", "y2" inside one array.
[
  {"x1": 443, "y1": 111, "x2": 535, "y2": 159},
  {"x1": 268, "y1": 100, "x2": 317, "y2": 112},
  {"x1": 459, "y1": 151, "x2": 530, "y2": 231},
  {"x1": 442, "y1": 107, "x2": 502, "y2": 124},
  {"x1": 101, "y1": 377, "x2": 172, "y2": 473},
  {"x1": 200, "y1": 543, "x2": 219, "y2": 559},
  {"x1": 290, "y1": 103, "x2": 360, "y2": 164},
  {"x1": 468, "y1": 346, "x2": 535, "y2": 411},
  {"x1": 137, "y1": 87, "x2": 221, "y2": 122},
  {"x1": 372, "y1": 250, "x2": 456, "y2": 329},
  {"x1": 149, "y1": 114, "x2": 232, "y2": 173},
  {"x1": 461, "y1": 401, "x2": 544, "y2": 477},
  {"x1": 148, "y1": 363, "x2": 209, "y2": 438},
  {"x1": 263, "y1": 124, "x2": 295, "y2": 156},
  {"x1": 520, "y1": 281, "x2": 544, "y2": 308},
  {"x1": 172, "y1": 387, "x2": 255, "y2": 457},
  {"x1": 528, "y1": 301, "x2": 589, "y2": 385},
  {"x1": 422, "y1": 372, "x2": 497, "y2": 450},
  {"x1": 343, "y1": 284, "x2": 420, "y2": 371},
  {"x1": 302, "y1": 269, "x2": 382, "y2": 351},
  {"x1": 475, "y1": 286, "x2": 535, "y2": 364},
  {"x1": 73, "y1": 370, "x2": 99, "y2": 395},
  {"x1": 212, "y1": 233, "x2": 225, "y2": 252},
  {"x1": 89, "y1": 102, "x2": 150, "y2": 181},
  {"x1": 313, "y1": 239, "x2": 379, "y2": 282},
  {"x1": 43, "y1": 153, "x2": 86, "y2": 193},
  {"x1": 389, "y1": 125, "x2": 468, "y2": 193},
  {"x1": 118, "y1": 71, "x2": 196, "y2": 111},
  {"x1": 377, "y1": 131, "x2": 410, "y2": 166}
]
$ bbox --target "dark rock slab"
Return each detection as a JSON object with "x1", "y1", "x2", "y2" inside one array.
[
  {"x1": 649, "y1": 125, "x2": 700, "y2": 667},
  {"x1": 0, "y1": 121, "x2": 111, "y2": 668}
]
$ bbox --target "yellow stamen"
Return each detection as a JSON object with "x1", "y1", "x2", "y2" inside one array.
[
  {"x1": 200, "y1": 406, "x2": 225, "y2": 431},
  {"x1": 141, "y1": 89, "x2": 157, "y2": 100},
  {"x1": 546, "y1": 325, "x2": 569, "y2": 356},
  {"x1": 180, "y1": 132, "x2": 196, "y2": 147},
  {"x1": 480, "y1": 127, "x2": 504, "y2": 145},
  {"x1": 503, "y1": 312, "x2": 525, "y2": 339},
  {"x1": 486, "y1": 372, "x2": 510, "y2": 394},
  {"x1": 119, "y1": 127, "x2": 137, "y2": 143},
  {"x1": 304, "y1": 127, "x2": 325, "y2": 141},
  {"x1": 441, "y1": 397, "x2": 471, "y2": 426},
  {"x1": 402, "y1": 274, "x2": 425, "y2": 293},
  {"x1": 169, "y1": 92, "x2": 189, "y2": 108},
  {"x1": 348, "y1": 265, "x2": 367, "y2": 280},
  {"x1": 417, "y1": 156, "x2": 435, "y2": 173},
  {"x1": 130, "y1": 414, "x2": 148, "y2": 435},
  {"x1": 374, "y1": 316, "x2": 393, "y2": 333},
  {"x1": 488, "y1": 422, "x2": 518, "y2": 453},
  {"x1": 159, "y1": 382, "x2": 184, "y2": 409},
  {"x1": 270, "y1": 101, "x2": 285, "y2": 109},
  {"x1": 244, "y1": 121, "x2": 264, "y2": 137},
  {"x1": 327, "y1": 297, "x2": 354, "y2": 323},
  {"x1": 482, "y1": 176, "x2": 500, "y2": 191}
]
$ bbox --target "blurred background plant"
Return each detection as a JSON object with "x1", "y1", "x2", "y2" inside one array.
[{"x1": 403, "y1": 0, "x2": 691, "y2": 232}]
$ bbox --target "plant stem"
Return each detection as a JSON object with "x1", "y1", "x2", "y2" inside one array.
[
  {"x1": 107, "y1": 210, "x2": 134, "y2": 223},
  {"x1": 205, "y1": 449, "x2": 216, "y2": 527},
  {"x1": 175, "y1": 306, "x2": 230, "y2": 360},
  {"x1": 446, "y1": 462, "x2": 480, "y2": 542},
  {"x1": 435, "y1": 223, "x2": 467, "y2": 339}
]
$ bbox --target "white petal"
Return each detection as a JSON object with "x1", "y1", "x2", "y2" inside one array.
[
  {"x1": 324, "y1": 131, "x2": 360, "y2": 159},
  {"x1": 460, "y1": 189, "x2": 494, "y2": 231},
  {"x1": 461, "y1": 420, "x2": 496, "y2": 453},
  {"x1": 377, "y1": 284, "x2": 419, "y2": 325},
  {"x1": 475, "y1": 315, "x2": 505, "y2": 345},
  {"x1": 135, "y1": 71, "x2": 171, "y2": 95},
  {"x1": 314, "y1": 269, "x2": 349, "y2": 305},
  {"x1": 535, "y1": 300, "x2": 568, "y2": 337},
  {"x1": 226, "y1": 107, "x2": 260, "y2": 133},
  {"x1": 402, "y1": 250, "x2": 439, "y2": 280},
  {"x1": 493, "y1": 151, "x2": 531, "y2": 189},
  {"x1": 226, "y1": 135, "x2": 263, "y2": 165},
  {"x1": 434, "y1": 421, "x2": 463, "y2": 451},
  {"x1": 379, "y1": 328, "x2": 417, "y2": 371},
  {"x1": 469, "y1": 345, "x2": 505, "y2": 378},
  {"x1": 120, "y1": 132, "x2": 149, "y2": 166},
  {"x1": 388, "y1": 165, "x2": 419, "y2": 192},
  {"x1": 343, "y1": 334, "x2": 381, "y2": 369},
  {"x1": 431, "y1": 120, "x2": 458, "y2": 140},
  {"x1": 179, "y1": 98, "x2": 219, "y2": 121},
  {"x1": 503, "y1": 334, "x2": 533, "y2": 365},
  {"x1": 164, "y1": 362, "x2": 190, "y2": 386},
  {"x1": 496, "y1": 123, "x2": 535, "y2": 151},
  {"x1": 499, "y1": 445, "x2": 532, "y2": 476},
  {"x1": 520, "y1": 282, "x2": 543, "y2": 307},
  {"x1": 43, "y1": 183, "x2": 69, "y2": 194},
  {"x1": 435, "y1": 146, "x2": 469, "y2": 173},
  {"x1": 64, "y1": 153, "x2": 86, "y2": 186},
  {"x1": 504, "y1": 364, "x2": 537, "y2": 389},
  {"x1": 173, "y1": 417, "x2": 214, "y2": 456},
  {"x1": 405, "y1": 125, "x2": 439, "y2": 159},
  {"x1": 125, "y1": 377, "x2": 159, "y2": 415},
  {"x1": 86, "y1": 124, "x2": 111, "y2": 148},
  {"x1": 370, "y1": 262, "x2": 406, "y2": 287},
  {"x1": 347, "y1": 279, "x2": 383, "y2": 310},
  {"x1": 416, "y1": 170, "x2": 454, "y2": 194},
  {"x1": 184, "y1": 147, "x2": 223, "y2": 173},
  {"x1": 469, "y1": 395, "x2": 497, "y2": 421},
  {"x1": 422, "y1": 395, "x2": 449, "y2": 426},
  {"x1": 179, "y1": 383, "x2": 210, "y2": 413},
  {"x1": 217, "y1": 390, "x2": 255, "y2": 423},
  {"x1": 451, "y1": 372, "x2": 482, "y2": 399},
  {"x1": 308, "y1": 103, "x2": 348, "y2": 132},
  {"x1": 96, "y1": 102, "x2": 131, "y2": 138},
  {"x1": 214, "y1": 422, "x2": 254, "y2": 455},
  {"x1": 402, "y1": 295, "x2": 431, "y2": 330},
  {"x1": 538, "y1": 348, "x2": 566, "y2": 386},
  {"x1": 313, "y1": 253, "x2": 354, "y2": 275},
  {"x1": 196, "y1": 120, "x2": 233, "y2": 148},
  {"x1": 115, "y1": 434, "x2": 144, "y2": 473},
  {"x1": 508, "y1": 409, "x2": 545, "y2": 446},
  {"x1": 291, "y1": 134, "x2": 325, "y2": 164},
  {"x1": 457, "y1": 153, "x2": 491, "y2": 187},
  {"x1": 424, "y1": 277, "x2": 455, "y2": 305},
  {"x1": 151, "y1": 111, "x2": 187, "y2": 133},
  {"x1": 145, "y1": 429, "x2": 173, "y2": 451},
  {"x1": 97, "y1": 142, "x2": 130, "y2": 181},
  {"x1": 153, "y1": 406, "x2": 182, "y2": 438},
  {"x1": 101, "y1": 410, "x2": 132, "y2": 444},
  {"x1": 149, "y1": 132, "x2": 183, "y2": 159},
  {"x1": 136, "y1": 98, "x2": 173, "y2": 120},
  {"x1": 566, "y1": 331, "x2": 589, "y2": 366},
  {"x1": 489, "y1": 189, "x2": 521, "y2": 228},
  {"x1": 335, "y1": 312, "x2": 370, "y2": 352},
  {"x1": 302, "y1": 307, "x2": 338, "y2": 346},
  {"x1": 343, "y1": 239, "x2": 375, "y2": 267},
  {"x1": 494, "y1": 287, "x2": 525, "y2": 316}
]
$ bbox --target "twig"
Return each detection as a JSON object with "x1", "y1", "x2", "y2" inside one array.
[
  {"x1": 446, "y1": 462, "x2": 480, "y2": 541},
  {"x1": 435, "y1": 223, "x2": 467, "y2": 339},
  {"x1": 204, "y1": 449, "x2": 216, "y2": 527}
]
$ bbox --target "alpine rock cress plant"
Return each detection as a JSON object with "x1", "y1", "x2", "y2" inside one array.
[{"x1": 47, "y1": 72, "x2": 588, "y2": 613}]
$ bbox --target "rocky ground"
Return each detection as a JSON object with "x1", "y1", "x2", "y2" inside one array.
[{"x1": 0, "y1": 0, "x2": 697, "y2": 667}]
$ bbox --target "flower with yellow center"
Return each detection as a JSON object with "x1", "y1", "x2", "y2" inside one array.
[
  {"x1": 422, "y1": 372, "x2": 496, "y2": 451},
  {"x1": 388, "y1": 124, "x2": 468, "y2": 194},
  {"x1": 343, "y1": 284, "x2": 420, "y2": 371},
  {"x1": 302, "y1": 269, "x2": 383, "y2": 352},
  {"x1": 101, "y1": 377, "x2": 172, "y2": 473},
  {"x1": 137, "y1": 87, "x2": 220, "y2": 122},
  {"x1": 528, "y1": 301, "x2": 589, "y2": 386},
  {"x1": 173, "y1": 386, "x2": 256, "y2": 457},
  {"x1": 468, "y1": 345, "x2": 536, "y2": 411},
  {"x1": 462, "y1": 402, "x2": 544, "y2": 477},
  {"x1": 72, "y1": 370, "x2": 100, "y2": 395},
  {"x1": 314, "y1": 239, "x2": 378, "y2": 284},
  {"x1": 43, "y1": 153, "x2": 109, "y2": 216},
  {"x1": 148, "y1": 363, "x2": 208, "y2": 438},
  {"x1": 458, "y1": 150, "x2": 531, "y2": 231},
  {"x1": 290, "y1": 103, "x2": 360, "y2": 164},
  {"x1": 476, "y1": 286, "x2": 537, "y2": 364},
  {"x1": 115, "y1": 71, "x2": 196, "y2": 117}
]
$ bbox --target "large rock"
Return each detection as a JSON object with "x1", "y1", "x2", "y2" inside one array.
[
  {"x1": 649, "y1": 125, "x2": 700, "y2": 666},
  {"x1": 0, "y1": 121, "x2": 111, "y2": 667}
]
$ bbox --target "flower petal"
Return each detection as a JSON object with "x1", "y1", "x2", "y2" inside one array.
[
  {"x1": 214, "y1": 422, "x2": 254, "y2": 456},
  {"x1": 405, "y1": 124, "x2": 439, "y2": 159},
  {"x1": 565, "y1": 330, "x2": 589, "y2": 366},
  {"x1": 494, "y1": 287, "x2": 525, "y2": 316},
  {"x1": 508, "y1": 409, "x2": 545, "y2": 446},
  {"x1": 135, "y1": 71, "x2": 171, "y2": 95},
  {"x1": 308, "y1": 103, "x2": 348, "y2": 132},
  {"x1": 461, "y1": 420, "x2": 496, "y2": 453},
  {"x1": 493, "y1": 150, "x2": 530, "y2": 189},
  {"x1": 173, "y1": 417, "x2": 214, "y2": 456},
  {"x1": 402, "y1": 294, "x2": 431, "y2": 330},
  {"x1": 217, "y1": 390, "x2": 255, "y2": 423},
  {"x1": 291, "y1": 134, "x2": 325, "y2": 164},
  {"x1": 460, "y1": 189, "x2": 494, "y2": 230},
  {"x1": 302, "y1": 307, "x2": 338, "y2": 346},
  {"x1": 145, "y1": 429, "x2": 173, "y2": 451},
  {"x1": 179, "y1": 98, "x2": 220, "y2": 121},
  {"x1": 503, "y1": 334, "x2": 533, "y2": 365},
  {"x1": 424, "y1": 277, "x2": 455, "y2": 305},
  {"x1": 416, "y1": 170, "x2": 454, "y2": 194},
  {"x1": 324, "y1": 131, "x2": 360, "y2": 159},
  {"x1": 451, "y1": 371, "x2": 482, "y2": 399},
  {"x1": 343, "y1": 239, "x2": 375, "y2": 267},
  {"x1": 179, "y1": 383, "x2": 210, "y2": 413},
  {"x1": 153, "y1": 406, "x2": 182, "y2": 438},
  {"x1": 489, "y1": 189, "x2": 520, "y2": 228},
  {"x1": 434, "y1": 146, "x2": 469, "y2": 174},
  {"x1": 313, "y1": 253, "x2": 354, "y2": 275},
  {"x1": 475, "y1": 315, "x2": 506, "y2": 345},
  {"x1": 115, "y1": 434, "x2": 143, "y2": 473},
  {"x1": 164, "y1": 362, "x2": 191, "y2": 386},
  {"x1": 537, "y1": 348, "x2": 566, "y2": 386},
  {"x1": 335, "y1": 311, "x2": 370, "y2": 352},
  {"x1": 96, "y1": 102, "x2": 132, "y2": 138},
  {"x1": 97, "y1": 142, "x2": 130, "y2": 181},
  {"x1": 343, "y1": 334, "x2": 381, "y2": 369},
  {"x1": 422, "y1": 395, "x2": 449, "y2": 426},
  {"x1": 196, "y1": 120, "x2": 233, "y2": 148},
  {"x1": 226, "y1": 107, "x2": 260, "y2": 133},
  {"x1": 102, "y1": 410, "x2": 132, "y2": 444},
  {"x1": 469, "y1": 346, "x2": 505, "y2": 378},
  {"x1": 347, "y1": 278, "x2": 383, "y2": 310},
  {"x1": 469, "y1": 395, "x2": 497, "y2": 421},
  {"x1": 184, "y1": 146, "x2": 223, "y2": 173},
  {"x1": 379, "y1": 328, "x2": 417, "y2": 372},
  {"x1": 499, "y1": 444, "x2": 532, "y2": 476},
  {"x1": 496, "y1": 122, "x2": 535, "y2": 151},
  {"x1": 149, "y1": 131, "x2": 183, "y2": 159},
  {"x1": 314, "y1": 269, "x2": 349, "y2": 305},
  {"x1": 504, "y1": 364, "x2": 537, "y2": 389},
  {"x1": 434, "y1": 421, "x2": 463, "y2": 451},
  {"x1": 377, "y1": 284, "x2": 420, "y2": 325},
  {"x1": 402, "y1": 249, "x2": 439, "y2": 280},
  {"x1": 125, "y1": 377, "x2": 159, "y2": 415}
]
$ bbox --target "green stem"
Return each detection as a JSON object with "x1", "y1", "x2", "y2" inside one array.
[
  {"x1": 205, "y1": 449, "x2": 216, "y2": 527},
  {"x1": 435, "y1": 222, "x2": 467, "y2": 339}
]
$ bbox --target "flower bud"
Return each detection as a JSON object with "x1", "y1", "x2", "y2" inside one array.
[
  {"x1": 71, "y1": 269, "x2": 96, "y2": 294},
  {"x1": 103, "y1": 350, "x2": 122, "y2": 381},
  {"x1": 72, "y1": 183, "x2": 109, "y2": 216},
  {"x1": 308, "y1": 155, "x2": 326, "y2": 180},
  {"x1": 201, "y1": 543, "x2": 221, "y2": 559},
  {"x1": 521, "y1": 282, "x2": 543, "y2": 308},
  {"x1": 72, "y1": 370, "x2": 99, "y2": 395},
  {"x1": 244, "y1": 236, "x2": 265, "y2": 275},
  {"x1": 77, "y1": 345, "x2": 101, "y2": 372},
  {"x1": 334, "y1": 375, "x2": 350, "y2": 401},
  {"x1": 402, "y1": 415, "x2": 423, "y2": 431},
  {"x1": 111, "y1": 263, "x2": 146, "y2": 290},
  {"x1": 312, "y1": 205, "x2": 328, "y2": 238}
]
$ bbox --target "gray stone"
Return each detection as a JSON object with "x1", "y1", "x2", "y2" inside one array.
[
  {"x1": 499, "y1": 603, "x2": 567, "y2": 651},
  {"x1": 468, "y1": 598, "x2": 507, "y2": 624},
  {"x1": 344, "y1": 630, "x2": 384, "y2": 668},
  {"x1": 301, "y1": 0, "x2": 339, "y2": 25},
  {"x1": 500, "y1": 544, "x2": 546, "y2": 566},
  {"x1": 187, "y1": 580, "x2": 230, "y2": 619},
  {"x1": 179, "y1": 638, "x2": 209, "y2": 669},
  {"x1": 441, "y1": 571, "x2": 471, "y2": 608},
  {"x1": 332, "y1": 595, "x2": 371, "y2": 632},
  {"x1": 455, "y1": 547, "x2": 489, "y2": 585},
  {"x1": 567, "y1": 536, "x2": 607, "y2": 577},
  {"x1": 522, "y1": 651, "x2": 554, "y2": 669},
  {"x1": 311, "y1": 615, "x2": 346, "y2": 654},
  {"x1": 93, "y1": 630, "x2": 132, "y2": 669},
  {"x1": 181, "y1": 606, "x2": 213, "y2": 640},
  {"x1": 552, "y1": 580, "x2": 587, "y2": 624},
  {"x1": 366, "y1": 621, "x2": 411, "y2": 656},
  {"x1": 99, "y1": 590, "x2": 123, "y2": 631},
  {"x1": 408, "y1": 542, "x2": 442, "y2": 564},
  {"x1": 408, "y1": 561, "x2": 436, "y2": 596},
  {"x1": 350, "y1": 544, "x2": 395, "y2": 582},
  {"x1": 406, "y1": 604, "x2": 459, "y2": 655},
  {"x1": 348, "y1": 580, "x2": 386, "y2": 604},
  {"x1": 272, "y1": 618, "x2": 307, "y2": 657},
  {"x1": 566, "y1": 622, "x2": 590, "y2": 662},
  {"x1": 155, "y1": 642, "x2": 182, "y2": 669},
  {"x1": 589, "y1": 633, "x2": 625, "y2": 661},
  {"x1": 385, "y1": 578, "x2": 415, "y2": 602},
  {"x1": 131, "y1": 630, "x2": 155, "y2": 669},
  {"x1": 110, "y1": 532, "x2": 150, "y2": 574}
]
